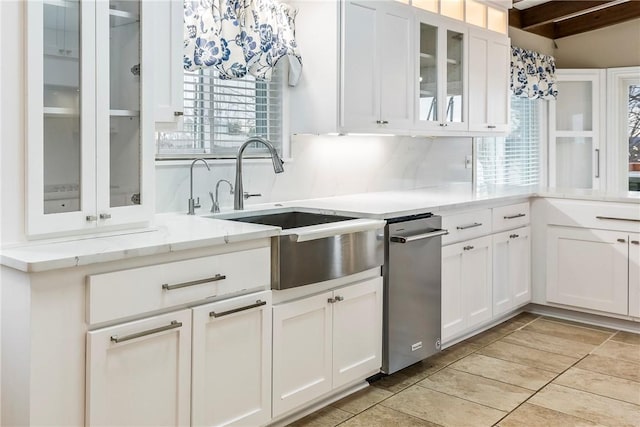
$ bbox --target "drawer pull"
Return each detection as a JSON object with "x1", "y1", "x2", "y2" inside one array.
[
  {"x1": 210, "y1": 300, "x2": 267, "y2": 318},
  {"x1": 162, "y1": 274, "x2": 226, "y2": 291},
  {"x1": 617, "y1": 238, "x2": 626, "y2": 243},
  {"x1": 334, "y1": 295, "x2": 344, "y2": 302},
  {"x1": 110, "y1": 320, "x2": 182, "y2": 344},
  {"x1": 463, "y1": 245, "x2": 474, "y2": 251},
  {"x1": 596, "y1": 216, "x2": 640, "y2": 223},
  {"x1": 504, "y1": 213, "x2": 526, "y2": 220},
  {"x1": 631, "y1": 240, "x2": 639, "y2": 245},
  {"x1": 487, "y1": 125, "x2": 497, "y2": 129},
  {"x1": 456, "y1": 222, "x2": 483, "y2": 230},
  {"x1": 510, "y1": 234, "x2": 519, "y2": 239}
]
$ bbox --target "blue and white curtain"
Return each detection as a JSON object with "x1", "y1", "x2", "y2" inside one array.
[
  {"x1": 511, "y1": 46, "x2": 557, "y2": 100},
  {"x1": 183, "y1": 0, "x2": 302, "y2": 85}
]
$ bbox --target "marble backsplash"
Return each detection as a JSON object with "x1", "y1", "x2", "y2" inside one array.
[{"x1": 155, "y1": 134, "x2": 473, "y2": 214}]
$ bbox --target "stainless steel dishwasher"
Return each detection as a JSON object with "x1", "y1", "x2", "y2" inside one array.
[{"x1": 382, "y1": 213, "x2": 448, "y2": 374}]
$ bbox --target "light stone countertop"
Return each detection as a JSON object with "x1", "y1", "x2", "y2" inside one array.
[{"x1": 2, "y1": 185, "x2": 638, "y2": 273}]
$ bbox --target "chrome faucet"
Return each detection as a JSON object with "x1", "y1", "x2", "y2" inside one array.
[
  {"x1": 188, "y1": 158, "x2": 211, "y2": 215},
  {"x1": 234, "y1": 137, "x2": 284, "y2": 210},
  {"x1": 211, "y1": 179, "x2": 234, "y2": 213}
]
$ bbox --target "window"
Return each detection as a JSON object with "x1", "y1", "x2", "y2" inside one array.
[
  {"x1": 627, "y1": 84, "x2": 640, "y2": 191},
  {"x1": 476, "y1": 95, "x2": 542, "y2": 189},
  {"x1": 156, "y1": 65, "x2": 286, "y2": 159}
]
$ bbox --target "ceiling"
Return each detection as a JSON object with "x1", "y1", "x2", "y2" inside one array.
[{"x1": 509, "y1": 0, "x2": 640, "y2": 39}]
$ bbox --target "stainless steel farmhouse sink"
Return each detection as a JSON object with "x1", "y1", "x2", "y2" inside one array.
[{"x1": 215, "y1": 209, "x2": 385, "y2": 290}]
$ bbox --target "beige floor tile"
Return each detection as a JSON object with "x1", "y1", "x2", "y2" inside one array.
[
  {"x1": 502, "y1": 329, "x2": 596, "y2": 358},
  {"x1": 288, "y1": 406, "x2": 352, "y2": 427},
  {"x1": 381, "y1": 385, "x2": 506, "y2": 427},
  {"x1": 478, "y1": 340, "x2": 578, "y2": 373},
  {"x1": 496, "y1": 403, "x2": 599, "y2": 427},
  {"x1": 372, "y1": 370, "x2": 423, "y2": 394},
  {"x1": 431, "y1": 341, "x2": 482, "y2": 366},
  {"x1": 331, "y1": 386, "x2": 393, "y2": 415},
  {"x1": 541, "y1": 316, "x2": 617, "y2": 333},
  {"x1": 554, "y1": 367, "x2": 640, "y2": 405},
  {"x1": 593, "y1": 340, "x2": 640, "y2": 364},
  {"x1": 418, "y1": 368, "x2": 533, "y2": 412},
  {"x1": 338, "y1": 405, "x2": 441, "y2": 427},
  {"x1": 575, "y1": 354, "x2": 640, "y2": 382},
  {"x1": 611, "y1": 331, "x2": 640, "y2": 346},
  {"x1": 508, "y1": 312, "x2": 540, "y2": 325},
  {"x1": 450, "y1": 353, "x2": 557, "y2": 390},
  {"x1": 465, "y1": 322, "x2": 524, "y2": 347},
  {"x1": 529, "y1": 383, "x2": 640, "y2": 427},
  {"x1": 522, "y1": 319, "x2": 613, "y2": 345}
]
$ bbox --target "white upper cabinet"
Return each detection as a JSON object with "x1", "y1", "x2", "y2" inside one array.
[
  {"x1": 26, "y1": 0, "x2": 154, "y2": 237},
  {"x1": 468, "y1": 28, "x2": 510, "y2": 132},
  {"x1": 549, "y1": 69, "x2": 606, "y2": 190},
  {"x1": 414, "y1": 12, "x2": 467, "y2": 132}
]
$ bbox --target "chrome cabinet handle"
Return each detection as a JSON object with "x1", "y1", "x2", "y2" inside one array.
[
  {"x1": 86, "y1": 215, "x2": 97, "y2": 222},
  {"x1": 456, "y1": 222, "x2": 482, "y2": 230},
  {"x1": 162, "y1": 274, "x2": 226, "y2": 291},
  {"x1": 174, "y1": 111, "x2": 184, "y2": 117},
  {"x1": 328, "y1": 297, "x2": 335, "y2": 303},
  {"x1": 111, "y1": 320, "x2": 182, "y2": 343},
  {"x1": 617, "y1": 238, "x2": 626, "y2": 243},
  {"x1": 376, "y1": 120, "x2": 389, "y2": 125},
  {"x1": 439, "y1": 123, "x2": 448, "y2": 127},
  {"x1": 390, "y1": 229, "x2": 449, "y2": 244},
  {"x1": 504, "y1": 213, "x2": 526, "y2": 220},
  {"x1": 334, "y1": 295, "x2": 344, "y2": 302},
  {"x1": 99, "y1": 213, "x2": 111, "y2": 220},
  {"x1": 509, "y1": 234, "x2": 519, "y2": 239},
  {"x1": 631, "y1": 240, "x2": 639, "y2": 245},
  {"x1": 596, "y1": 216, "x2": 640, "y2": 223},
  {"x1": 210, "y1": 300, "x2": 266, "y2": 318},
  {"x1": 487, "y1": 125, "x2": 497, "y2": 129},
  {"x1": 463, "y1": 245, "x2": 474, "y2": 251},
  {"x1": 595, "y1": 148, "x2": 600, "y2": 178}
]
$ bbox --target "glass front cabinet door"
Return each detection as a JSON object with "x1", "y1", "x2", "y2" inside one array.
[
  {"x1": 27, "y1": 0, "x2": 153, "y2": 237},
  {"x1": 414, "y1": 12, "x2": 467, "y2": 131}
]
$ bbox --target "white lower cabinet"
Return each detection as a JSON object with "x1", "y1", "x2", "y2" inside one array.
[
  {"x1": 547, "y1": 227, "x2": 631, "y2": 315},
  {"x1": 86, "y1": 310, "x2": 193, "y2": 427},
  {"x1": 442, "y1": 235, "x2": 492, "y2": 342},
  {"x1": 629, "y1": 237, "x2": 640, "y2": 317},
  {"x1": 272, "y1": 277, "x2": 383, "y2": 418},
  {"x1": 191, "y1": 291, "x2": 272, "y2": 427},
  {"x1": 492, "y1": 226, "x2": 531, "y2": 316}
]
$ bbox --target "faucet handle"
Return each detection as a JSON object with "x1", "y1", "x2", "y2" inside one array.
[
  {"x1": 193, "y1": 197, "x2": 201, "y2": 208},
  {"x1": 243, "y1": 192, "x2": 262, "y2": 200}
]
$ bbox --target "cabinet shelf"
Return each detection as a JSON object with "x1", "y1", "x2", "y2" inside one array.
[
  {"x1": 109, "y1": 9, "x2": 139, "y2": 27},
  {"x1": 110, "y1": 109, "x2": 140, "y2": 117},
  {"x1": 44, "y1": 107, "x2": 79, "y2": 117},
  {"x1": 419, "y1": 53, "x2": 459, "y2": 65}
]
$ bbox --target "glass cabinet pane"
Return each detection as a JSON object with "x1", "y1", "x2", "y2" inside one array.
[
  {"x1": 43, "y1": 0, "x2": 81, "y2": 214},
  {"x1": 556, "y1": 81, "x2": 593, "y2": 131},
  {"x1": 556, "y1": 137, "x2": 593, "y2": 189},
  {"x1": 446, "y1": 30, "x2": 463, "y2": 123},
  {"x1": 109, "y1": 0, "x2": 141, "y2": 207},
  {"x1": 419, "y1": 23, "x2": 438, "y2": 122}
]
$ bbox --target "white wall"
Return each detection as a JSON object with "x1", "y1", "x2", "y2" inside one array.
[
  {"x1": 509, "y1": 27, "x2": 555, "y2": 56},
  {"x1": 155, "y1": 135, "x2": 473, "y2": 214}
]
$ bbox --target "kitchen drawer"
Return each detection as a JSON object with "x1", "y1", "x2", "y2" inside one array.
[
  {"x1": 442, "y1": 209, "x2": 492, "y2": 245},
  {"x1": 87, "y1": 247, "x2": 270, "y2": 325},
  {"x1": 492, "y1": 202, "x2": 530, "y2": 232},
  {"x1": 545, "y1": 199, "x2": 640, "y2": 233}
]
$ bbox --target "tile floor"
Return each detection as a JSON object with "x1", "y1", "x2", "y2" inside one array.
[{"x1": 288, "y1": 313, "x2": 640, "y2": 427}]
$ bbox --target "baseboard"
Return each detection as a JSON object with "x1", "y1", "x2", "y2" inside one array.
[{"x1": 525, "y1": 303, "x2": 640, "y2": 333}]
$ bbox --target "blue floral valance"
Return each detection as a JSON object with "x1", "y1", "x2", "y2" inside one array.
[
  {"x1": 511, "y1": 46, "x2": 557, "y2": 100},
  {"x1": 183, "y1": 0, "x2": 302, "y2": 85}
]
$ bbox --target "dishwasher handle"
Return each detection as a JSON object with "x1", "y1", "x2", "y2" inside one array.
[{"x1": 390, "y1": 229, "x2": 449, "y2": 244}]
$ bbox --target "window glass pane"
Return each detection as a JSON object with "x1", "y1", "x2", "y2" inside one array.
[
  {"x1": 419, "y1": 23, "x2": 438, "y2": 122},
  {"x1": 628, "y1": 84, "x2": 640, "y2": 191},
  {"x1": 157, "y1": 66, "x2": 284, "y2": 158},
  {"x1": 476, "y1": 96, "x2": 540, "y2": 189}
]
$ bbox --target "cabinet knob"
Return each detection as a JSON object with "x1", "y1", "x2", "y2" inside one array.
[
  {"x1": 86, "y1": 215, "x2": 97, "y2": 222},
  {"x1": 509, "y1": 234, "x2": 519, "y2": 239},
  {"x1": 439, "y1": 123, "x2": 448, "y2": 127},
  {"x1": 99, "y1": 213, "x2": 112, "y2": 220},
  {"x1": 376, "y1": 120, "x2": 389, "y2": 125},
  {"x1": 328, "y1": 297, "x2": 335, "y2": 304},
  {"x1": 334, "y1": 295, "x2": 344, "y2": 302},
  {"x1": 463, "y1": 245, "x2": 474, "y2": 251},
  {"x1": 174, "y1": 111, "x2": 184, "y2": 117},
  {"x1": 487, "y1": 125, "x2": 497, "y2": 129}
]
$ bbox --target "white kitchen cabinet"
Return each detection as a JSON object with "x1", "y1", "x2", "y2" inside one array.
[
  {"x1": 549, "y1": 69, "x2": 606, "y2": 190},
  {"x1": 547, "y1": 227, "x2": 629, "y2": 315},
  {"x1": 26, "y1": 0, "x2": 154, "y2": 237},
  {"x1": 468, "y1": 28, "x2": 510, "y2": 133},
  {"x1": 629, "y1": 237, "x2": 640, "y2": 317},
  {"x1": 492, "y1": 226, "x2": 531, "y2": 316},
  {"x1": 191, "y1": 291, "x2": 272, "y2": 427},
  {"x1": 152, "y1": 0, "x2": 184, "y2": 128},
  {"x1": 272, "y1": 277, "x2": 382, "y2": 418},
  {"x1": 86, "y1": 310, "x2": 192, "y2": 427},
  {"x1": 414, "y1": 11, "x2": 467, "y2": 132},
  {"x1": 342, "y1": 0, "x2": 413, "y2": 132},
  {"x1": 442, "y1": 235, "x2": 492, "y2": 341}
]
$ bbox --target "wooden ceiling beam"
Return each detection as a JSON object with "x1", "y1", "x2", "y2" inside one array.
[
  {"x1": 518, "y1": 1, "x2": 614, "y2": 29},
  {"x1": 553, "y1": 1, "x2": 640, "y2": 38}
]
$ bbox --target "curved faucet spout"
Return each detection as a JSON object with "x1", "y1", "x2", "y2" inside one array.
[
  {"x1": 188, "y1": 158, "x2": 211, "y2": 215},
  {"x1": 234, "y1": 137, "x2": 284, "y2": 210}
]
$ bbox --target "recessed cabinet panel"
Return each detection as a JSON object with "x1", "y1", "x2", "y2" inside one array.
[
  {"x1": 556, "y1": 136, "x2": 594, "y2": 189},
  {"x1": 556, "y1": 81, "x2": 593, "y2": 131}
]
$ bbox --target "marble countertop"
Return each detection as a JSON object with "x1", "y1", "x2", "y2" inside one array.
[{"x1": 2, "y1": 185, "x2": 638, "y2": 273}]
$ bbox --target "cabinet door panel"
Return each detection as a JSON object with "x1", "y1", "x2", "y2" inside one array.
[
  {"x1": 272, "y1": 292, "x2": 333, "y2": 417},
  {"x1": 442, "y1": 244, "x2": 466, "y2": 340},
  {"x1": 342, "y1": 0, "x2": 379, "y2": 129},
  {"x1": 332, "y1": 277, "x2": 383, "y2": 388},
  {"x1": 192, "y1": 291, "x2": 271, "y2": 427},
  {"x1": 547, "y1": 227, "x2": 628, "y2": 315},
  {"x1": 86, "y1": 310, "x2": 191, "y2": 427},
  {"x1": 492, "y1": 232, "x2": 511, "y2": 315},
  {"x1": 510, "y1": 227, "x2": 531, "y2": 307},
  {"x1": 486, "y1": 37, "x2": 510, "y2": 130},
  {"x1": 467, "y1": 32, "x2": 488, "y2": 130},
  {"x1": 463, "y1": 236, "x2": 493, "y2": 328},
  {"x1": 628, "y1": 234, "x2": 640, "y2": 317}
]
